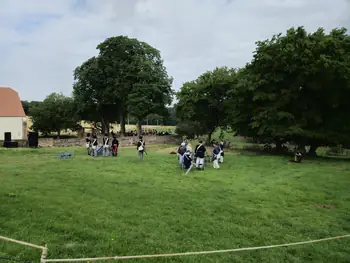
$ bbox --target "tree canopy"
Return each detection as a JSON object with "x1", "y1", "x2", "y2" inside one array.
[
  {"x1": 30, "y1": 93, "x2": 79, "y2": 137},
  {"x1": 73, "y1": 56, "x2": 120, "y2": 134},
  {"x1": 73, "y1": 36, "x2": 173, "y2": 135},
  {"x1": 21, "y1": 101, "x2": 42, "y2": 116},
  {"x1": 227, "y1": 27, "x2": 350, "y2": 153},
  {"x1": 176, "y1": 26, "x2": 350, "y2": 153},
  {"x1": 176, "y1": 67, "x2": 236, "y2": 143}
]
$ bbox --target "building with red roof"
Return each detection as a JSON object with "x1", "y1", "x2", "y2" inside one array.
[{"x1": 0, "y1": 87, "x2": 27, "y2": 140}]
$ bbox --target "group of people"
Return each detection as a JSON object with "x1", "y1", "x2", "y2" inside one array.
[
  {"x1": 177, "y1": 140, "x2": 224, "y2": 171},
  {"x1": 85, "y1": 133, "x2": 119, "y2": 157},
  {"x1": 85, "y1": 133, "x2": 147, "y2": 160}
]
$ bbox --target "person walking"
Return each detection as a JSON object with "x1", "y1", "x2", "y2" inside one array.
[{"x1": 137, "y1": 136, "x2": 146, "y2": 160}]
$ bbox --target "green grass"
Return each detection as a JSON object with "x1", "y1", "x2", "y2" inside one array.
[{"x1": 1, "y1": 146, "x2": 350, "y2": 263}]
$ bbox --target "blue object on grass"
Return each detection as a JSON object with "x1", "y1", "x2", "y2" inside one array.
[{"x1": 58, "y1": 151, "x2": 74, "y2": 159}]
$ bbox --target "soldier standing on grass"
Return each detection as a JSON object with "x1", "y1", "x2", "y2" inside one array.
[
  {"x1": 194, "y1": 140, "x2": 206, "y2": 170},
  {"x1": 212, "y1": 142, "x2": 222, "y2": 169},
  {"x1": 177, "y1": 142, "x2": 186, "y2": 168},
  {"x1": 219, "y1": 140, "x2": 224, "y2": 163},
  {"x1": 111, "y1": 136, "x2": 119, "y2": 157},
  {"x1": 103, "y1": 133, "x2": 110, "y2": 157},
  {"x1": 137, "y1": 136, "x2": 146, "y2": 160},
  {"x1": 86, "y1": 133, "x2": 91, "y2": 155},
  {"x1": 91, "y1": 134, "x2": 98, "y2": 157}
]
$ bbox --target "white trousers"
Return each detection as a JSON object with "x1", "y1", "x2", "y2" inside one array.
[
  {"x1": 179, "y1": 155, "x2": 184, "y2": 168},
  {"x1": 219, "y1": 156, "x2": 224, "y2": 163},
  {"x1": 196, "y1": 157, "x2": 204, "y2": 168},
  {"x1": 213, "y1": 159, "x2": 220, "y2": 169},
  {"x1": 103, "y1": 145, "x2": 110, "y2": 156}
]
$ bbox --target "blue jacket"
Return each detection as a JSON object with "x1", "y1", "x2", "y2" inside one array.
[{"x1": 212, "y1": 146, "x2": 221, "y2": 159}]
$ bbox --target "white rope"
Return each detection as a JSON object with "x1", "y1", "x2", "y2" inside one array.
[
  {"x1": 0, "y1": 235, "x2": 46, "y2": 250},
  {"x1": 45, "y1": 234, "x2": 350, "y2": 262}
]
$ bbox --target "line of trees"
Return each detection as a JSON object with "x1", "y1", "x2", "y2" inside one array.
[{"x1": 175, "y1": 27, "x2": 350, "y2": 155}]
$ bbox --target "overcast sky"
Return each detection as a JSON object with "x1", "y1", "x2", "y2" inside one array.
[{"x1": 0, "y1": 0, "x2": 349, "y2": 101}]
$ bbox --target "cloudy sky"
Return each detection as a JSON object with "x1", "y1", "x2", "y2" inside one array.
[{"x1": 0, "y1": 0, "x2": 349, "y2": 101}]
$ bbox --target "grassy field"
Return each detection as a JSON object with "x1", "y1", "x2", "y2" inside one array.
[{"x1": 1, "y1": 145, "x2": 350, "y2": 263}]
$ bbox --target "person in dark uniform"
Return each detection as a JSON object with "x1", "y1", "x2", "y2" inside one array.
[
  {"x1": 86, "y1": 133, "x2": 92, "y2": 155},
  {"x1": 219, "y1": 140, "x2": 224, "y2": 163},
  {"x1": 177, "y1": 142, "x2": 186, "y2": 168},
  {"x1": 212, "y1": 142, "x2": 222, "y2": 169},
  {"x1": 91, "y1": 134, "x2": 98, "y2": 157},
  {"x1": 137, "y1": 136, "x2": 146, "y2": 160},
  {"x1": 183, "y1": 149, "x2": 192, "y2": 169},
  {"x1": 289, "y1": 151, "x2": 303, "y2": 163},
  {"x1": 194, "y1": 140, "x2": 206, "y2": 170},
  {"x1": 102, "y1": 133, "x2": 110, "y2": 157},
  {"x1": 111, "y1": 136, "x2": 119, "y2": 157}
]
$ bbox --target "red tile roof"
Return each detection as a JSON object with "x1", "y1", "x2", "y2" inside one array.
[{"x1": 0, "y1": 87, "x2": 26, "y2": 117}]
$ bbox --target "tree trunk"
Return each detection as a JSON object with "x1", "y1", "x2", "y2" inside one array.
[
  {"x1": 207, "y1": 132, "x2": 213, "y2": 145},
  {"x1": 308, "y1": 144, "x2": 319, "y2": 156},
  {"x1": 101, "y1": 117, "x2": 110, "y2": 135},
  {"x1": 120, "y1": 114, "x2": 126, "y2": 136},
  {"x1": 275, "y1": 139, "x2": 283, "y2": 152},
  {"x1": 137, "y1": 122, "x2": 142, "y2": 137},
  {"x1": 57, "y1": 130, "x2": 61, "y2": 139},
  {"x1": 105, "y1": 121, "x2": 110, "y2": 135}
]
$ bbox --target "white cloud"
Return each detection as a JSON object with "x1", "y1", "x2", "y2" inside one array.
[{"x1": 0, "y1": 0, "x2": 349, "y2": 100}]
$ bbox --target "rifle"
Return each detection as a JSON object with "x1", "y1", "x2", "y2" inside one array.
[{"x1": 185, "y1": 163, "x2": 194, "y2": 175}]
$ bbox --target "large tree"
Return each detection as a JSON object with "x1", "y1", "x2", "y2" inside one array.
[
  {"x1": 176, "y1": 67, "x2": 235, "y2": 143},
  {"x1": 30, "y1": 93, "x2": 79, "y2": 137},
  {"x1": 96, "y1": 36, "x2": 173, "y2": 136},
  {"x1": 73, "y1": 56, "x2": 120, "y2": 134},
  {"x1": 227, "y1": 27, "x2": 350, "y2": 154}
]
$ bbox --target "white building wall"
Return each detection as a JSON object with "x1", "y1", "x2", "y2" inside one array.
[{"x1": 0, "y1": 117, "x2": 25, "y2": 140}]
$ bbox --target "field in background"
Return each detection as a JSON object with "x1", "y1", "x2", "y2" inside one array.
[
  {"x1": 26, "y1": 116, "x2": 176, "y2": 135},
  {"x1": 112, "y1": 124, "x2": 175, "y2": 132},
  {"x1": 1, "y1": 146, "x2": 350, "y2": 262}
]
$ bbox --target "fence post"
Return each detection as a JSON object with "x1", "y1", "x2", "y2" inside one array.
[{"x1": 41, "y1": 245, "x2": 48, "y2": 263}]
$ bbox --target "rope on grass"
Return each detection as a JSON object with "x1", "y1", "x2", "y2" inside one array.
[
  {"x1": 0, "y1": 235, "x2": 46, "y2": 250},
  {"x1": 44, "y1": 234, "x2": 350, "y2": 262},
  {"x1": 0, "y1": 235, "x2": 47, "y2": 263},
  {"x1": 0, "y1": 256, "x2": 33, "y2": 263}
]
